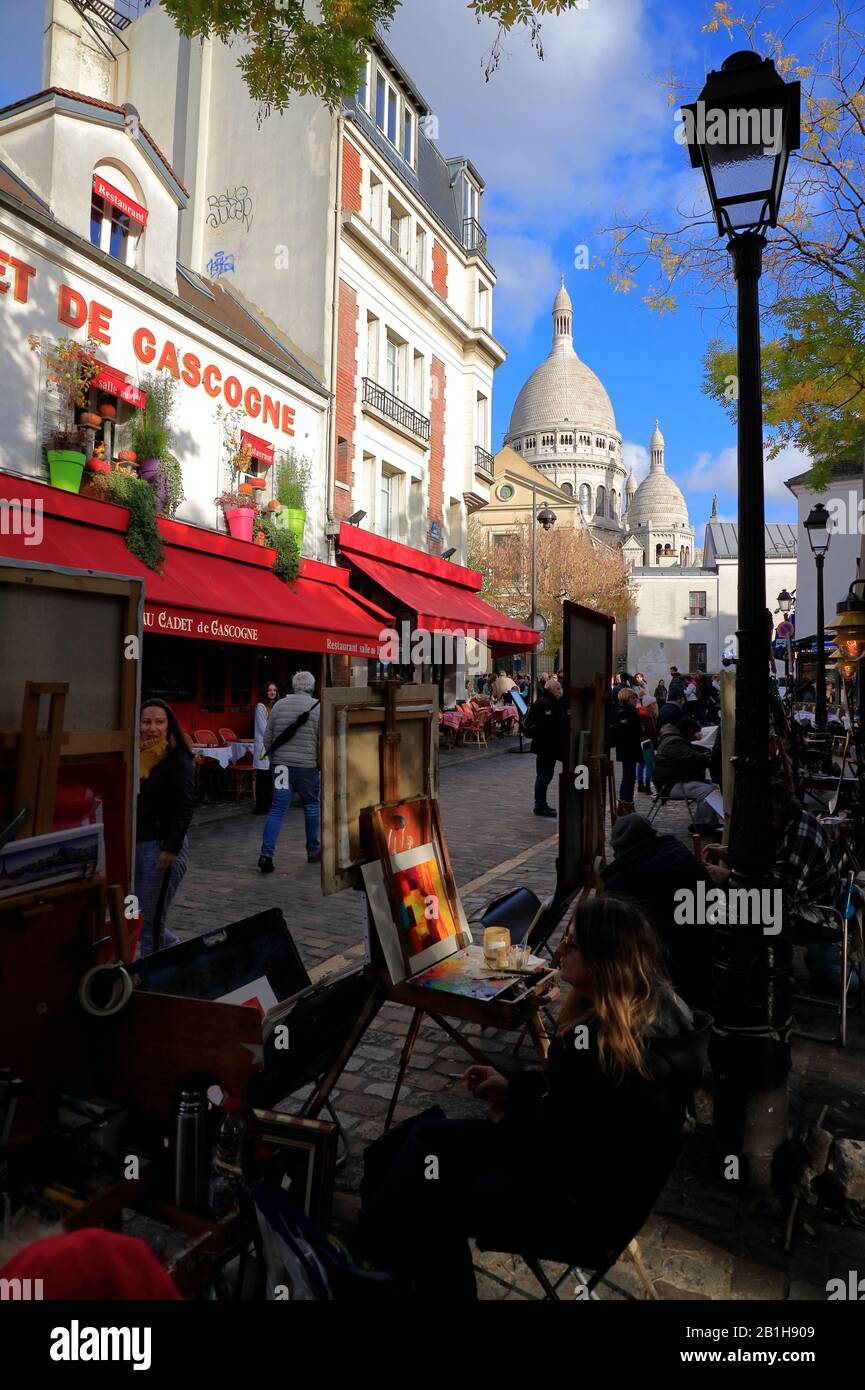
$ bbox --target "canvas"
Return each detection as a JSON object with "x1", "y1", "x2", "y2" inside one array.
[{"x1": 392, "y1": 845, "x2": 459, "y2": 959}]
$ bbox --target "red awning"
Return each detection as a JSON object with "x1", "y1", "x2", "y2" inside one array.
[
  {"x1": 92, "y1": 362, "x2": 147, "y2": 410},
  {"x1": 0, "y1": 477, "x2": 390, "y2": 659},
  {"x1": 338, "y1": 524, "x2": 539, "y2": 653},
  {"x1": 93, "y1": 175, "x2": 148, "y2": 227},
  {"x1": 241, "y1": 431, "x2": 275, "y2": 467}
]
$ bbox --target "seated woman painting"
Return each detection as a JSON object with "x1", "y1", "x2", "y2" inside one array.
[{"x1": 359, "y1": 896, "x2": 712, "y2": 1300}]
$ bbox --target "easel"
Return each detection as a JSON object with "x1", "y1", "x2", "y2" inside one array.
[
  {"x1": 13, "y1": 681, "x2": 68, "y2": 838},
  {"x1": 311, "y1": 677, "x2": 557, "y2": 1128}
]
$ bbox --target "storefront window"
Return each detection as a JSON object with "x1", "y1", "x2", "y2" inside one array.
[
  {"x1": 141, "y1": 635, "x2": 197, "y2": 702},
  {"x1": 202, "y1": 644, "x2": 228, "y2": 711}
]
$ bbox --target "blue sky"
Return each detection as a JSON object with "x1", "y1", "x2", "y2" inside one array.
[{"x1": 2, "y1": 0, "x2": 825, "y2": 530}]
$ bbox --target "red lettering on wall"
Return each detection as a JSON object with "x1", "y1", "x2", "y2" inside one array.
[
  {"x1": 181, "y1": 352, "x2": 201, "y2": 389},
  {"x1": 133, "y1": 327, "x2": 157, "y2": 364},
  {"x1": 203, "y1": 363, "x2": 222, "y2": 397},
  {"x1": 58, "y1": 284, "x2": 87, "y2": 329},
  {"x1": 0, "y1": 252, "x2": 36, "y2": 303},
  {"x1": 281, "y1": 404, "x2": 295, "y2": 437},
  {"x1": 223, "y1": 375, "x2": 242, "y2": 408},
  {"x1": 244, "y1": 386, "x2": 261, "y2": 419},
  {"x1": 88, "y1": 299, "x2": 113, "y2": 345},
  {"x1": 156, "y1": 339, "x2": 180, "y2": 379},
  {"x1": 262, "y1": 395, "x2": 280, "y2": 430}
]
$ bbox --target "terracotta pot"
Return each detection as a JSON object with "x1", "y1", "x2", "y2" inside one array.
[
  {"x1": 80, "y1": 412, "x2": 102, "y2": 429},
  {"x1": 238, "y1": 482, "x2": 254, "y2": 497},
  {"x1": 99, "y1": 402, "x2": 116, "y2": 420},
  {"x1": 118, "y1": 450, "x2": 137, "y2": 463},
  {"x1": 85, "y1": 458, "x2": 111, "y2": 474},
  {"x1": 267, "y1": 499, "x2": 280, "y2": 512}
]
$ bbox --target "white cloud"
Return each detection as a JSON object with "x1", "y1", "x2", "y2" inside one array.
[
  {"x1": 388, "y1": 0, "x2": 689, "y2": 336},
  {"x1": 622, "y1": 440, "x2": 649, "y2": 482},
  {"x1": 489, "y1": 236, "x2": 558, "y2": 342},
  {"x1": 685, "y1": 442, "x2": 807, "y2": 516}
]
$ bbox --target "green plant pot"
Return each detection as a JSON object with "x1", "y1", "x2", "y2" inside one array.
[
  {"x1": 47, "y1": 450, "x2": 86, "y2": 493},
  {"x1": 278, "y1": 507, "x2": 306, "y2": 551}
]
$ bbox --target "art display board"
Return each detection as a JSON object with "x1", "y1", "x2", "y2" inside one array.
[
  {"x1": 320, "y1": 683, "x2": 439, "y2": 895},
  {"x1": 560, "y1": 601, "x2": 615, "y2": 893}
]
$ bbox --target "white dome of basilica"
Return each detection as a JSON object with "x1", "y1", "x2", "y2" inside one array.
[
  {"x1": 507, "y1": 282, "x2": 618, "y2": 438},
  {"x1": 626, "y1": 420, "x2": 690, "y2": 529}
]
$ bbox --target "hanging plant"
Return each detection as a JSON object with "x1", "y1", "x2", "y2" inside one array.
[
  {"x1": 101, "y1": 469, "x2": 165, "y2": 573},
  {"x1": 156, "y1": 450, "x2": 185, "y2": 519},
  {"x1": 254, "y1": 514, "x2": 300, "y2": 582},
  {"x1": 29, "y1": 333, "x2": 100, "y2": 415}
]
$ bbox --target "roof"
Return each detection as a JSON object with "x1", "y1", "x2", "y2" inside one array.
[
  {"x1": 0, "y1": 177, "x2": 328, "y2": 399},
  {"x1": 507, "y1": 285, "x2": 617, "y2": 438},
  {"x1": 784, "y1": 458, "x2": 862, "y2": 492},
  {"x1": 0, "y1": 87, "x2": 189, "y2": 199},
  {"x1": 0, "y1": 157, "x2": 50, "y2": 213},
  {"x1": 704, "y1": 521, "x2": 798, "y2": 561}
]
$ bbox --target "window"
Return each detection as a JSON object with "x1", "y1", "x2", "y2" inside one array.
[
  {"x1": 525, "y1": 436, "x2": 536, "y2": 451},
  {"x1": 358, "y1": 55, "x2": 369, "y2": 110},
  {"x1": 376, "y1": 70, "x2": 398, "y2": 144},
  {"x1": 402, "y1": 107, "x2": 414, "y2": 163},
  {"x1": 369, "y1": 171, "x2": 383, "y2": 232},
  {"x1": 541, "y1": 433, "x2": 555, "y2": 449},
  {"x1": 478, "y1": 283, "x2": 490, "y2": 330},
  {"x1": 387, "y1": 87, "x2": 398, "y2": 144},
  {"x1": 560, "y1": 433, "x2": 573, "y2": 448},
  {"x1": 689, "y1": 643, "x2": 708, "y2": 673},
  {"x1": 561, "y1": 481, "x2": 574, "y2": 497},
  {"x1": 689, "y1": 591, "x2": 707, "y2": 618},
  {"x1": 410, "y1": 477, "x2": 423, "y2": 543},
  {"x1": 609, "y1": 441, "x2": 616, "y2": 453},
  {"x1": 579, "y1": 483, "x2": 591, "y2": 516},
  {"x1": 463, "y1": 177, "x2": 479, "y2": 225},
  {"x1": 389, "y1": 202, "x2": 407, "y2": 257},
  {"x1": 595, "y1": 437, "x2": 604, "y2": 449},
  {"x1": 493, "y1": 533, "x2": 510, "y2": 548},
  {"x1": 380, "y1": 467, "x2": 401, "y2": 539},
  {"x1": 413, "y1": 350, "x2": 425, "y2": 411},
  {"x1": 498, "y1": 484, "x2": 514, "y2": 501},
  {"x1": 476, "y1": 393, "x2": 489, "y2": 450},
  {"x1": 609, "y1": 490, "x2": 617, "y2": 519},
  {"x1": 595, "y1": 484, "x2": 606, "y2": 515},
  {"x1": 415, "y1": 224, "x2": 427, "y2": 277},
  {"x1": 366, "y1": 313, "x2": 380, "y2": 380},
  {"x1": 375, "y1": 73, "x2": 386, "y2": 130},
  {"x1": 90, "y1": 174, "x2": 143, "y2": 268},
  {"x1": 385, "y1": 333, "x2": 405, "y2": 398}
]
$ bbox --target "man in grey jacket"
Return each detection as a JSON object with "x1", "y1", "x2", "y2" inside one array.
[{"x1": 258, "y1": 671, "x2": 321, "y2": 872}]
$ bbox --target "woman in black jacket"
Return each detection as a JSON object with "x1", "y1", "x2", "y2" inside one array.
[
  {"x1": 610, "y1": 686, "x2": 645, "y2": 815},
  {"x1": 136, "y1": 698, "x2": 195, "y2": 956},
  {"x1": 359, "y1": 896, "x2": 711, "y2": 1300}
]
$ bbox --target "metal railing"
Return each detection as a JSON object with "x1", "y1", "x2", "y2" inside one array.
[
  {"x1": 363, "y1": 378, "x2": 430, "y2": 442},
  {"x1": 463, "y1": 218, "x2": 488, "y2": 256},
  {"x1": 474, "y1": 445, "x2": 494, "y2": 479}
]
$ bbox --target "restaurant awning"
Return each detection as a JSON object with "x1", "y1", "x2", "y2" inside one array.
[
  {"x1": 0, "y1": 476, "x2": 390, "y2": 658},
  {"x1": 337, "y1": 524, "x2": 539, "y2": 653}
]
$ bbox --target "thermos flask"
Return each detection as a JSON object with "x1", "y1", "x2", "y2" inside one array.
[{"x1": 173, "y1": 1084, "x2": 209, "y2": 1213}]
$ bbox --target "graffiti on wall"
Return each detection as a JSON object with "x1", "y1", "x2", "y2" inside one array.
[
  {"x1": 206, "y1": 251, "x2": 236, "y2": 279},
  {"x1": 206, "y1": 186, "x2": 254, "y2": 233}
]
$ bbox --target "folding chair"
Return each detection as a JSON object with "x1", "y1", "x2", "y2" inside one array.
[{"x1": 642, "y1": 741, "x2": 698, "y2": 826}]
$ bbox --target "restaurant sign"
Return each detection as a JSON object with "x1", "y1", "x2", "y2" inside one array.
[{"x1": 143, "y1": 604, "x2": 383, "y2": 658}]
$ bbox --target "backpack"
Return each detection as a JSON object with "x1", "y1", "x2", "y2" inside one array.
[{"x1": 253, "y1": 1180, "x2": 399, "y2": 1301}]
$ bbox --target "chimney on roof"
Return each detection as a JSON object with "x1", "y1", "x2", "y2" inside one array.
[{"x1": 42, "y1": 0, "x2": 118, "y2": 103}]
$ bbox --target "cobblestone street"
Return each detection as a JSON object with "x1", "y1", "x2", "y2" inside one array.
[{"x1": 173, "y1": 741, "x2": 865, "y2": 1301}]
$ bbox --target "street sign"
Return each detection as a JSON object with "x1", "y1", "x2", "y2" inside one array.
[{"x1": 776, "y1": 620, "x2": 794, "y2": 639}]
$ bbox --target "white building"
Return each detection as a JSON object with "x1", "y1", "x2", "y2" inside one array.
[
  {"x1": 626, "y1": 512, "x2": 798, "y2": 684},
  {"x1": 785, "y1": 459, "x2": 863, "y2": 641},
  {"x1": 39, "y1": 2, "x2": 503, "y2": 566}
]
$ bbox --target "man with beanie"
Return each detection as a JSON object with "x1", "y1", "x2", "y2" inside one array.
[{"x1": 601, "y1": 814, "x2": 715, "y2": 1012}]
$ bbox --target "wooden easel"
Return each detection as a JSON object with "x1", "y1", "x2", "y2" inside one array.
[{"x1": 13, "y1": 681, "x2": 68, "y2": 838}]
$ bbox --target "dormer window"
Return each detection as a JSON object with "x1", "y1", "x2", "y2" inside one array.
[
  {"x1": 358, "y1": 54, "x2": 370, "y2": 111},
  {"x1": 402, "y1": 106, "x2": 415, "y2": 164},
  {"x1": 90, "y1": 168, "x2": 146, "y2": 268}
]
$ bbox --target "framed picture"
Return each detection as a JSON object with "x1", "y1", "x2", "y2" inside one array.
[
  {"x1": 0, "y1": 822, "x2": 103, "y2": 900},
  {"x1": 253, "y1": 1110, "x2": 338, "y2": 1226}
]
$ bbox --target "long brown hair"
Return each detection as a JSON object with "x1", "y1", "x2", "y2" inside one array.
[
  {"x1": 557, "y1": 895, "x2": 669, "y2": 1078},
  {"x1": 140, "y1": 698, "x2": 193, "y2": 755}
]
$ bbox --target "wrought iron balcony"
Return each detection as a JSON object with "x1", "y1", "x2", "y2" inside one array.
[
  {"x1": 474, "y1": 445, "x2": 494, "y2": 480},
  {"x1": 363, "y1": 378, "x2": 430, "y2": 443},
  {"x1": 463, "y1": 218, "x2": 488, "y2": 256}
]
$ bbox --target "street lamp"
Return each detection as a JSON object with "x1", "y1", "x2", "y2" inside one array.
[
  {"x1": 682, "y1": 50, "x2": 800, "y2": 1192},
  {"x1": 530, "y1": 496, "x2": 557, "y2": 695},
  {"x1": 777, "y1": 589, "x2": 793, "y2": 616},
  {"x1": 804, "y1": 504, "x2": 833, "y2": 731}
]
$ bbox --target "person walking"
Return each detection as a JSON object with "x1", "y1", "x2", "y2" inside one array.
[
  {"x1": 610, "y1": 686, "x2": 644, "y2": 816},
  {"x1": 523, "y1": 675, "x2": 565, "y2": 818},
  {"x1": 258, "y1": 672, "x2": 321, "y2": 872},
  {"x1": 253, "y1": 680, "x2": 280, "y2": 815},
  {"x1": 667, "y1": 667, "x2": 685, "y2": 700},
  {"x1": 636, "y1": 694, "x2": 658, "y2": 794},
  {"x1": 136, "y1": 699, "x2": 195, "y2": 956}
]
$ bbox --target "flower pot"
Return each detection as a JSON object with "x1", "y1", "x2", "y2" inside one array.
[
  {"x1": 238, "y1": 482, "x2": 254, "y2": 497},
  {"x1": 85, "y1": 458, "x2": 111, "y2": 474},
  {"x1": 47, "y1": 449, "x2": 86, "y2": 493},
  {"x1": 246, "y1": 476, "x2": 267, "y2": 490},
  {"x1": 278, "y1": 506, "x2": 306, "y2": 551},
  {"x1": 79, "y1": 412, "x2": 102, "y2": 430},
  {"x1": 118, "y1": 450, "x2": 137, "y2": 464},
  {"x1": 99, "y1": 402, "x2": 116, "y2": 420},
  {"x1": 267, "y1": 499, "x2": 281, "y2": 513},
  {"x1": 139, "y1": 458, "x2": 161, "y2": 484},
  {"x1": 224, "y1": 506, "x2": 256, "y2": 543}
]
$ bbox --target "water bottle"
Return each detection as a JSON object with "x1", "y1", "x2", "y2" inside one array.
[
  {"x1": 173, "y1": 1084, "x2": 209, "y2": 1214},
  {"x1": 208, "y1": 1097, "x2": 246, "y2": 1219}
]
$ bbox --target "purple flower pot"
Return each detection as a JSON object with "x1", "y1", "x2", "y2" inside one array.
[{"x1": 139, "y1": 458, "x2": 161, "y2": 483}]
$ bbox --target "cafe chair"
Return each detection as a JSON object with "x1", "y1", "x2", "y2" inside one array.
[
  {"x1": 193, "y1": 729, "x2": 220, "y2": 746},
  {"x1": 459, "y1": 707, "x2": 491, "y2": 749},
  {"x1": 642, "y1": 741, "x2": 700, "y2": 828},
  {"x1": 218, "y1": 726, "x2": 240, "y2": 744}
]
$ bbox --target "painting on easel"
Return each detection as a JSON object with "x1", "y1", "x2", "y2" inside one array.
[{"x1": 559, "y1": 601, "x2": 615, "y2": 895}]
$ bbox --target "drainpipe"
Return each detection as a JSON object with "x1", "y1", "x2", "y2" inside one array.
[{"x1": 325, "y1": 115, "x2": 344, "y2": 566}]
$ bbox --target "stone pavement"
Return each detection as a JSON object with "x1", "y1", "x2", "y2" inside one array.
[{"x1": 172, "y1": 742, "x2": 865, "y2": 1301}]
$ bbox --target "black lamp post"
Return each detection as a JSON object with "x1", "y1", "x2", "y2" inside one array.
[
  {"x1": 804, "y1": 504, "x2": 833, "y2": 730},
  {"x1": 529, "y1": 491, "x2": 557, "y2": 695},
  {"x1": 682, "y1": 51, "x2": 800, "y2": 1191}
]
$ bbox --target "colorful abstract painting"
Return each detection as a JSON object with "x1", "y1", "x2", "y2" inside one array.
[{"x1": 392, "y1": 850, "x2": 459, "y2": 960}]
